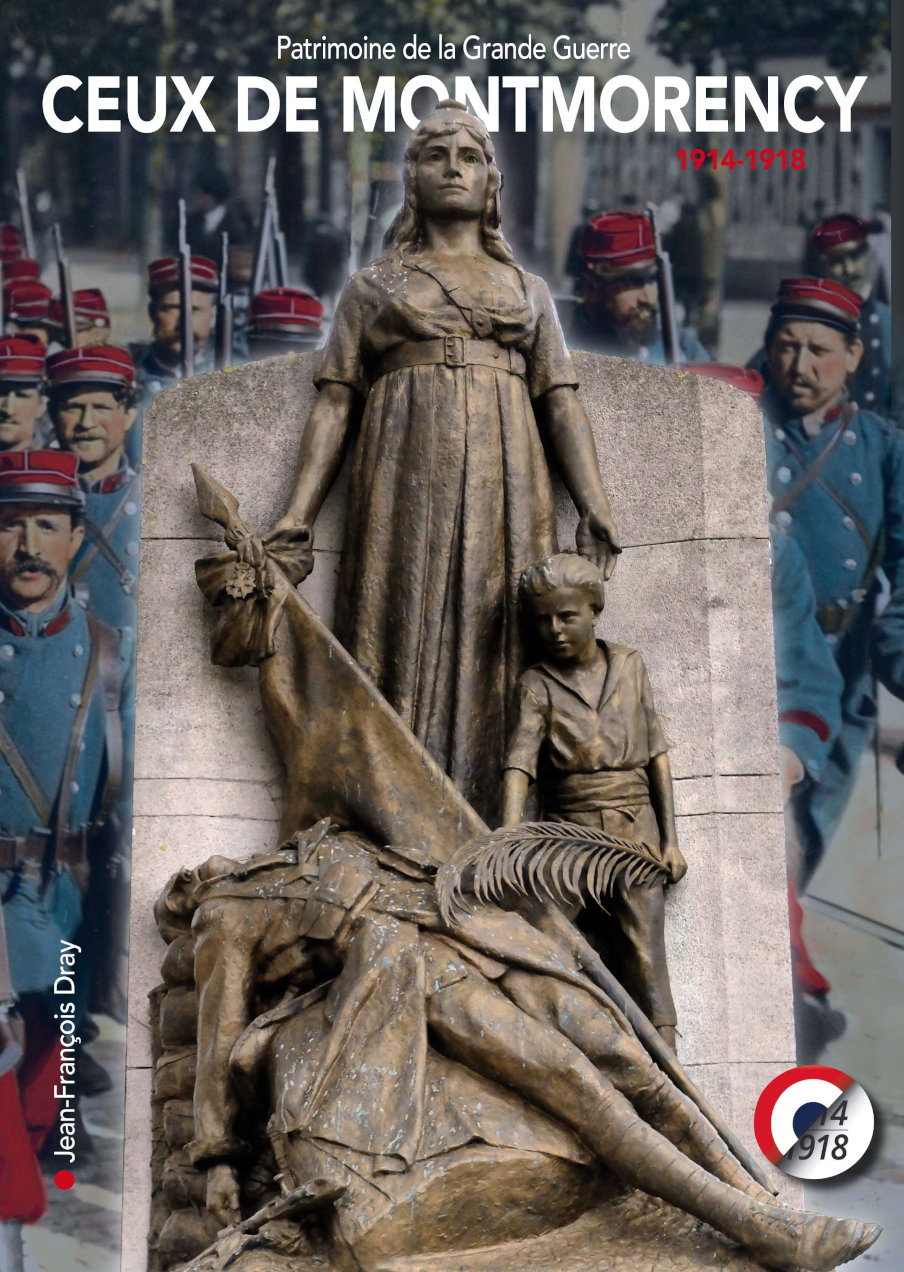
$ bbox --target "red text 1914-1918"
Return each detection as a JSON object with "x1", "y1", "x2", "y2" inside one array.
[{"x1": 676, "y1": 149, "x2": 805, "y2": 171}]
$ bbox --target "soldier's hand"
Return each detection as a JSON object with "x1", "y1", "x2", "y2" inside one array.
[
  {"x1": 661, "y1": 842, "x2": 688, "y2": 883},
  {"x1": 576, "y1": 511, "x2": 622, "y2": 581},
  {"x1": 263, "y1": 518, "x2": 315, "y2": 587},
  {"x1": 207, "y1": 1163, "x2": 241, "y2": 1228},
  {"x1": 780, "y1": 745, "x2": 805, "y2": 804}
]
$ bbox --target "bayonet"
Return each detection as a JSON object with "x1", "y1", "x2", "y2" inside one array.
[
  {"x1": 215, "y1": 231, "x2": 234, "y2": 370},
  {"x1": 252, "y1": 157, "x2": 278, "y2": 295},
  {"x1": 647, "y1": 204, "x2": 682, "y2": 366},
  {"x1": 358, "y1": 179, "x2": 383, "y2": 270},
  {"x1": 15, "y1": 169, "x2": 36, "y2": 260},
  {"x1": 178, "y1": 198, "x2": 195, "y2": 379},
  {"x1": 52, "y1": 223, "x2": 77, "y2": 349},
  {"x1": 267, "y1": 157, "x2": 289, "y2": 286}
]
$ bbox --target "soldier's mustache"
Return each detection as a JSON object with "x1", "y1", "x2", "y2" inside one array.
[{"x1": 12, "y1": 556, "x2": 56, "y2": 578}]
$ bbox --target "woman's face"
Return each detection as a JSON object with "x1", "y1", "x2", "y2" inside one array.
[{"x1": 413, "y1": 127, "x2": 490, "y2": 221}]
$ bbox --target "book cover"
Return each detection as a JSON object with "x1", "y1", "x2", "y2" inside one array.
[{"x1": 0, "y1": 2, "x2": 896, "y2": 1269}]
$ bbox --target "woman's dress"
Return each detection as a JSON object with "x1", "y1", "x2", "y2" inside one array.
[{"x1": 315, "y1": 250, "x2": 578, "y2": 819}]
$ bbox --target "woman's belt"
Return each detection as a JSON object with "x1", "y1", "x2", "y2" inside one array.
[{"x1": 378, "y1": 336, "x2": 526, "y2": 379}]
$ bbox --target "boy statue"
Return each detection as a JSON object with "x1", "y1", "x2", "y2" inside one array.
[{"x1": 502, "y1": 553, "x2": 687, "y2": 1047}]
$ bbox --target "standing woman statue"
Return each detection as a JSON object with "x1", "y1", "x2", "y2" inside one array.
[{"x1": 270, "y1": 101, "x2": 620, "y2": 819}]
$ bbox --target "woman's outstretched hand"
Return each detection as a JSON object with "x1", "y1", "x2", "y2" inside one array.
[{"x1": 576, "y1": 510, "x2": 622, "y2": 580}]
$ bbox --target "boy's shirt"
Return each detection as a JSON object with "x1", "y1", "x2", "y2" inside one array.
[{"x1": 504, "y1": 641, "x2": 668, "y2": 805}]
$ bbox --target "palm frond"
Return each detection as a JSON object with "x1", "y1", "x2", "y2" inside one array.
[{"x1": 436, "y1": 821, "x2": 669, "y2": 925}]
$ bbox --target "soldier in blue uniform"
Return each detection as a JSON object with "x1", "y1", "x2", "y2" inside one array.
[
  {"x1": 757, "y1": 276, "x2": 904, "y2": 886},
  {"x1": 46, "y1": 345, "x2": 141, "y2": 634},
  {"x1": 749, "y1": 215, "x2": 903, "y2": 428},
  {"x1": 0, "y1": 336, "x2": 50, "y2": 453},
  {"x1": 807, "y1": 215, "x2": 900, "y2": 426},
  {"x1": 0, "y1": 449, "x2": 133, "y2": 1156},
  {"x1": 129, "y1": 254, "x2": 219, "y2": 402},
  {"x1": 564, "y1": 211, "x2": 709, "y2": 364},
  {"x1": 3, "y1": 276, "x2": 54, "y2": 349},
  {"x1": 127, "y1": 254, "x2": 219, "y2": 465}
]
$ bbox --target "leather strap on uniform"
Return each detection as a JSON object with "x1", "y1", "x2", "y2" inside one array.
[
  {"x1": 72, "y1": 471, "x2": 140, "y2": 592},
  {"x1": 378, "y1": 336, "x2": 527, "y2": 379},
  {"x1": 51, "y1": 634, "x2": 101, "y2": 858},
  {"x1": 86, "y1": 612, "x2": 124, "y2": 827},
  {"x1": 0, "y1": 713, "x2": 52, "y2": 826},
  {"x1": 774, "y1": 405, "x2": 877, "y2": 561},
  {"x1": 771, "y1": 404, "x2": 853, "y2": 518}
]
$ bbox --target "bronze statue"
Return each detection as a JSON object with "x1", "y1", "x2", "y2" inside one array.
[
  {"x1": 502, "y1": 553, "x2": 685, "y2": 1048},
  {"x1": 144, "y1": 103, "x2": 883, "y2": 1272},
  {"x1": 266, "y1": 100, "x2": 620, "y2": 821}
]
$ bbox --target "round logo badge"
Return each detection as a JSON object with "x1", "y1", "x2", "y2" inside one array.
[{"x1": 754, "y1": 1065, "x2": 874, "y2": 1180}]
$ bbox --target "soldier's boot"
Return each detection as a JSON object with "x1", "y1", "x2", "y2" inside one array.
[
  {"x1": 632, "y1": 1073, "x2": 774, "y2": 1202},
  {"x1": 584, "y1": 1087, "x2": 880, "y2": 1271}
]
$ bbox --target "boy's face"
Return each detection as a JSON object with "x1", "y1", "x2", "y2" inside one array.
[{"x1": 528, "y1": 586, "x2": 598, "y2": 662}]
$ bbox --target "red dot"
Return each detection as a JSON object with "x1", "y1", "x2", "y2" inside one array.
[{"x1": 54, "y1": 1170, "x2": 75, "y2": 1190}]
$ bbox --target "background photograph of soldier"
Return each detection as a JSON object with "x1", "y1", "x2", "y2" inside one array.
[
  {"x1": 244, "y1": 287, "x2": 324, "y2": 361},
  {"x1": 748, "y1": 215, "x2": 902, "y2": 427},
  {"x1": 0, "y1": 0, "x2": 897, "y2": 1265},
  {"x1": 563, "y1": 208, "x2": 709, "y2": 364},
  {"x1": 45, "y1": 346, "x2": 141, "y2": 636},
  {"x1": 758, "y1": 277, "x2": 904, "y2": 892},
  {"x1": 46, "y1": 289, "x2": 111, "y2": 352},
  {"x1": 0, "y1": 337, "x2": 50, "y2": 454},
  {"x1": 130, "y1": 254, "x2": 220, "y2": 401},
  {"x1": 0, "y1": 450, "x2": 133, "y2": 1262}
]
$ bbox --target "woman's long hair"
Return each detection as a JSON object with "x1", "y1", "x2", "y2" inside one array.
[{"x1": 384, "y1": 100, "x2": 518, "y2": 268}]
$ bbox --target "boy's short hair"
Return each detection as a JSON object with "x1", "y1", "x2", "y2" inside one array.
[{"x1": 518, "y1": 553, "x2": 605, "y2": 613}]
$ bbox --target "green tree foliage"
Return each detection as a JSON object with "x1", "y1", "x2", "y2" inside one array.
[{"x1": 652, "y1": 0, "x2": 890, "y2": 76}]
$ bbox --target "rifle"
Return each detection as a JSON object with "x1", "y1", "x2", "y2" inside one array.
[
  {"x1": 215, "y1": 231, "x2": 234, "y2": 370},
  {"x1": 252, "y1": 157, "x2": 288, "y2": 294},
  {"x1": 358, "y1": 179, "x2": 383, "y2": 271},
  {"x1": 52, "y1": 223, "x2": 78, "y2": 349},
  {"x1": 16, "y1": 168, "x2": 36, "y2": 260},
  {"x1": 647, "y1": 204, "x2": 682, "y2": 366},
  {"x1": 178, "y1": 198, "x2": 195, "y2": 379},
  {"x1": 269, "y1": 160, "x2": 289, "y2": 287}
]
